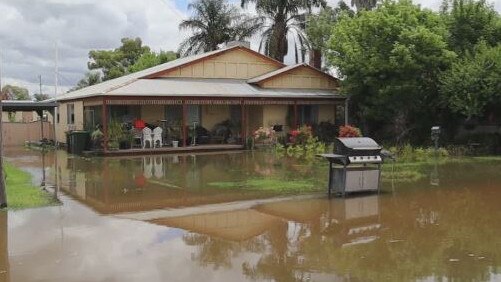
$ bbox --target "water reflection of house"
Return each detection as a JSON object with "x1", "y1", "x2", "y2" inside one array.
[
  {"x1": 254, "y1": 196, "x2": 381, "y2": 247},
  {"x1": 150, "y1": 210, "x2": 283, "y2": 241},
  {"x1": 55, "y1": 152, "x2": 280, "y2": 215},
  {"x1": 50, "y1": 42, "x2": 344, "y2": 154}
]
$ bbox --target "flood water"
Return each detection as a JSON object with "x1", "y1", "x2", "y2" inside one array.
[{"x1": 2, "y1": 148, "x2": 501, "y2": 281}]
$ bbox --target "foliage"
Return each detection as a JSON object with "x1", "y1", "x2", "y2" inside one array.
[
  {"x1": 253, "y1": 126, "x2": 275, "y2": 142},
  {"x1": 289, "y1": 125, "x2": 313, "y2": 145},
  {"x1": 440, "y1": 43, "x2": 501, "y2": 119},
  {"x1": 388, "y1": 144, "x2": 449, "y2": 162},
  {"x1": 312, "y1": 121, "x2": 337, "y2": 143},
  {"x1": 129, "y1": 51, "x2": 178, "y2": 73},
  {"x1": 90, "y1": 127, "x2": 104, "y2": 149},
  {"x1": 338, "y1": 125, "x2": 361, "y2": 137},
  {"x1": 441, "y1": 0, "x2": 501, "y2": 55},
  {"x1": 327, "y1": 0, "x2": 456, "y2": 144},
  {"x1": 351, "y1": 0, "x2": 379, "y2": 11},
  {"x1": 107, "y1": 119, "x2": 125, "y2": 149},
  {"x1": 71, "y1": 71, "x2": 102, "y2": 91},
  {"x1": 208, "y1": 177, "x2": 318, "y2": 193},
  {"x1": 1, "y1": 85, "x2": 30, "y2": 100},
  {"x1": 306, "y1": 2, "x2": 354, "y2": 68},
  {"x1": 275, "y1": 126, "x2": 326, "y2": 158},
  {"x1": 178, "y1": 0, "x2": 261, "y2": 56},
  {"x1": 241, "y1": 0, "x2": 326, "y2": 63},
  {"x1": 4, "y1": 162, "x2": 56, "y2": 209},
  {"x1": 33, "y1": 93, "x2": 50, "y2": 101},
  {"x1": 88, "y1": 37, "x2": 151, "y2": 81}
]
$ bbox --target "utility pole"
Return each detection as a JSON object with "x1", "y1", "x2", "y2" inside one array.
[
  {"x1": 54, "y1": 41, "x2": 59, "y2": 147},
  {"x1": 0, "y1": 51, "x2": 7, "y2": 208},
  {"x1": 39, "y1": 75, "x2": 44, "y2": 142}
]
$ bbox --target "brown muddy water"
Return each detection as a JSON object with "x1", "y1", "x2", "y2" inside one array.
[{"x1": 1, "y1": 147, "x2": 501, "y2": 282}]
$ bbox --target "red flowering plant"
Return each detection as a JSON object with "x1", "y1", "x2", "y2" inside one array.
[
  {"x1": 338, "y1": 125, "x2": 362, "y2": 137},
  {"x1": 289, "y1": 125, "x2": 313, "y2": 145}
]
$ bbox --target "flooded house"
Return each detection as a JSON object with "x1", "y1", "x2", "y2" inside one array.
[{"x1": 51, "y1": 42, "x2": 345, "y2": 154}]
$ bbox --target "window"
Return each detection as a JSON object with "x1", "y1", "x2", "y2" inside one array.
[{"x1": 67, "y1": 104, "x2": 75, "y2": 125}]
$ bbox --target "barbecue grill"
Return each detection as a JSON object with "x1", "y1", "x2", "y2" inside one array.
[{"x1": 319, "y1": 137, "x2": 385, "y2": 196}]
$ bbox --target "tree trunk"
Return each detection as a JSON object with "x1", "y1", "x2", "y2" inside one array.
[
  {"x1": 308, "y1": 49, "x2": 322, "y2": 69},
  {"x1": 270, "y1": 14, "x2": 287, "y2": 62},
  {"x1": 0, "y1": 98, "x2": 7, "y2": 208}
]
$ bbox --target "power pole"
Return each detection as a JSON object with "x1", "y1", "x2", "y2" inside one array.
[
  {"x1": 39, "y1": 75, "x2": 44, "y2": 142},
  {"x1": 0, "y1": 51, "x2": 7, "y2": 208}
]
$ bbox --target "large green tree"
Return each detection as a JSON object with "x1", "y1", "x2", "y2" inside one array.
[
  {"x1": 351, "y1": 0, "x2": 378, "y2": 11},
  {"x1": 0, "y1": 85, "x2": 30, "y2": 100},
  {"x1": 71, "y1": 71, "x2": 102, "y2": 91},
  {"x1": 440, "y1": 43, "x2": 501, "y2": 119},
  {"x1": 129, "y1": 51, "x2": 178, "y2": 73},
  {"x1": 441, "y1": 0, "x2": 501, "y2": 55},
  {"x1": 327, "y1": 0, "x2": 456, "y2": 143},
  {"x1": 241, "y1": 0, "x2": 326, "y2": 63},
  {"x1": 88, "y1": 37, "x2": 150, "y2": 81},
  {"x1": 179, "y1": 0, "x2": 261, "y2": 56},
  {"x1": 306, "y1": 2, "x2": 354, "y2": 68}
]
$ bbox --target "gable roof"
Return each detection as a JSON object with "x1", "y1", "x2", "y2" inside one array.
[
  {"x1": 54, "y1": 44, "x2": 284, "y2": 102},
  {"x1": 247, "y1": 63, "x2": 340, "y2": 86},
  {"x1": 52, "y1": 47, "x2": 342, "y2": 102}
]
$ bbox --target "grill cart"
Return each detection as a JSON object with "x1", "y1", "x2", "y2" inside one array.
[{"x1": 318, "y1": 137, "x2": 384, "y2": 196}]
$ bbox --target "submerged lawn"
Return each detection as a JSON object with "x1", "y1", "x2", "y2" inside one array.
[
  {"x1": 209, "y1": 178, "x2": 318, "y2": 193},
  {"x1": 4, "y1": 162, "x2": 56, "y2": 209}
]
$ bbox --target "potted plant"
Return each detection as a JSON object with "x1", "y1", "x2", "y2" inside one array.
[
  {"x1": 108, "y1": 119, "x2": 123, "y2": 150},
  {"x1": 90, "y1": 126, "x2": 104, "y2": 150},
  {"x1": 119, "y1": 129, "x2": 133, "y2": 149}
]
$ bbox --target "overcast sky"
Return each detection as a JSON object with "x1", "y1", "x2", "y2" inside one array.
[{"x1": 0, "y1": 0, "x2": 500, "y2": 96}]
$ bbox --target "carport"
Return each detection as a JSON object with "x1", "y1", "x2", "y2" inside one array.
[{"x1": 0, "y1": 100, "x2": 58, "y2": 143}]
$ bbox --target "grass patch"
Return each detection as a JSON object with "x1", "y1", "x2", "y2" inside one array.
[
  {"x1": 381, "y1": 169, "x2": 425, "y2": 183},
  {"x1": 4, "y1": 162, "x2": 57, "y2": 209},
  {"x1": 209, "y1": 178, "x2": 318, "y2": 193}
]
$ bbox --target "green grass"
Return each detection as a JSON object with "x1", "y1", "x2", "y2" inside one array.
[
  {"x1": 4, "y1": 162, "x2": 57, "y2": 209},
  {"x1": 209, "y1": 178, "x2": 318, "y2": 193}
]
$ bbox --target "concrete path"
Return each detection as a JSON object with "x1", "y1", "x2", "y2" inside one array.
[{"x1": 112, "y1": 193, "x2": 325, "y2": 221}]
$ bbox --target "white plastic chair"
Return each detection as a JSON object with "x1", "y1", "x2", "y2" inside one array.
[
  {"x1": 142, "y1": 127, "x2": 153, "y2": 149},
  {"x1": 153, "y1": 127, "x2": 163, "y2": 148}
]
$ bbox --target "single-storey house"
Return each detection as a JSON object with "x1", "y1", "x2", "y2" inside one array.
[{"x1": 52, "y1": 42, "x2": 345, "y2": 154}]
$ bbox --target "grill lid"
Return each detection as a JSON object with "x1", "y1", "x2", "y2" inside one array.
[{"x1": 335, "y1": 137, "x2": 381, "y2": 150}]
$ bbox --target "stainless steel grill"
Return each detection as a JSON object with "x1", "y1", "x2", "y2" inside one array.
[
  {"x1": 332, "y1": 137, "x2": 383, "y2": 166},
  {"x1": 319, "y1": 137, "x2": 385, "y2": 196}
]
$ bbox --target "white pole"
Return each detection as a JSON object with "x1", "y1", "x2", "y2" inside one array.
[
  {"x1": 54, "y1": 41, "x2": 58, "y2": 97},
  {"x1": 0, "y1": 51, "x2": 7, "y2": 207},
  {"x1": 54, "y1": 41, "x2": 59, "y2": 146}
]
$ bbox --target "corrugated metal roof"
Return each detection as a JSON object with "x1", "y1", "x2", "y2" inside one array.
[
  {"x1": 52, "y1": 46, "x2": 343, "y2": 102},
  {"x1": 107, "y1": 78, "x2": 342, "y2": 99}
]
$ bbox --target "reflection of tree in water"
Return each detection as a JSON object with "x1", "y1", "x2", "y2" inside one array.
[
  {"x1": 183, "y1": 232, "x2": 266, "y2": 270},
  {"x1": 242, "y1": 222, "x2": 312, "y2": 282},
  {"x1": 183, "y1": 184, "x2": 501, "y2": 281}
]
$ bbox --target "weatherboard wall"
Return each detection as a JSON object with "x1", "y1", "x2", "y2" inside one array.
[
  {"x1": 259, "y1": 66, "x2": 339, "y2": 90},
  {"x1": 158, "y1": 48, "x2": 282, "y2": 80}
]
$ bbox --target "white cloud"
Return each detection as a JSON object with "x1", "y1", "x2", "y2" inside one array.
[
  {"x1": 0, "y1": 0, "x2": 187, "y2": 96},
  {"x1": 0, "y1": 0, "x2": 500, "y2": 96}
]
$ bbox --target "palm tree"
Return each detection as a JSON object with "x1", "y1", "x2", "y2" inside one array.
[
  {"x1": 351, "y1": 0, "x2": 378, "y2": 11},
  {"x1": 241, "y1": 0, "x2": 326, "y2": 63},
  {"x1": 179, "y1": 0, "x2": 262, "y2": 56}
]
